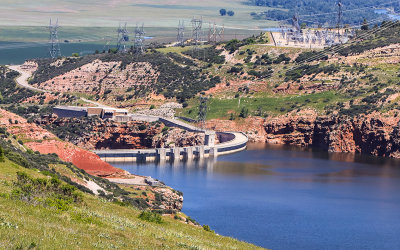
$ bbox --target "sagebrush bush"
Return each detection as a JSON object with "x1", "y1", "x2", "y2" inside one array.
[
  {"x1": 11, "y1": 172, "x2": 83, "y2": 211},
  {"x1": 138, "y1": 211, "x2": 163, "y2": 224}
]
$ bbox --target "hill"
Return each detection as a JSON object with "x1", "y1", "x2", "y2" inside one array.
[
  {"x1": 0, "y1": 146, "x2": 261, "y2": 249},
  {"x1": 0, "y1": 70, "x2": 262, "y2": 248},
  {"x1": 19, "y1": 21, "x2": 400, "y2": 158}
]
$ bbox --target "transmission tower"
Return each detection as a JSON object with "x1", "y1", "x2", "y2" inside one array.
[
  {"x1": 176, "y1": 20, "x2": 185, "y2": 46},
  {"x1": 292, "y1": 0, "x2": 301, "y2": 32},
  {"x1": 198, "y1": 95, "x2": 208, "y2": 129},
  {"x1": 217, "y1": 24, "x2": 225, "y2": 42},
  {"x1": 48, "y1": 19, "x2": 61, "y2": 59},
  {"x1": 191, "y1": 17, "x2": 203, "y2": 48},
  {"x1": 117, "y1": 22, "x2": 130, "y2": 53},
  {"x1": 134, "y1": 23, "x2": 145, "y2": 54},
  {"x1": 337, "y1": 0, "x2": 343, "y2": 42},
  {"x1": 208, "y1": 22, "x2": 217, "y2": 44}
]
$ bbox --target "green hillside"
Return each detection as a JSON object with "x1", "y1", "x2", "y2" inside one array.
[{"x1": 0, "y1": 140, "x2": 262, "y2": 249}]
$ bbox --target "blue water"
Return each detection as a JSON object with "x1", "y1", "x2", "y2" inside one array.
[
  {"x1": 113, "y1": 143, "x2": 400, "y2": 249},
  {"x1": 0, "y1": 42, "x2": 106, "y2": 65}
]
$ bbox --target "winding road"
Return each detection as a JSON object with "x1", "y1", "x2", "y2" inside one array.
[
  {"x1": 8, "y1": 64, "x2": 110, "y2": 108},
  {"x1": 8, "y1": 65, "x2": 48, "y2": 93}
]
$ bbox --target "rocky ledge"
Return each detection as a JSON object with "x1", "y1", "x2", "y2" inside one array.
[{"x1": 264, "y1": 111, "x2": 400, "y2": 158}]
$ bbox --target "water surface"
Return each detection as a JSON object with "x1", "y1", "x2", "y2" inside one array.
[{"x1": 113, "y1": 143, "x2": 400, "y2": 249}]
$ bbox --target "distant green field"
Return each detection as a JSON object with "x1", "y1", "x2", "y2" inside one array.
[{"x1": 0, "y1": 0, "x2": 277, "y2": 29}]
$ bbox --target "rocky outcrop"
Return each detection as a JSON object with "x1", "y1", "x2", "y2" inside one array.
[
  {"x1": 35, "y1": 59, "x2": 158, "y2": 94},
  {"x1": 37, "y1": 115, "x2": 205, "y2": 150},
  {"x1": 205, "y1": 117, "x2": 266, "y2": 142},
  {"x1": 0, "y1": 108, "x2": 127, "y2": 177},
  {"x1": 264, "y1": 112, "x2": 400, "y2": 158},
  {"x1": 153, "y1": 188, "x2": 184, "y2": 211}
]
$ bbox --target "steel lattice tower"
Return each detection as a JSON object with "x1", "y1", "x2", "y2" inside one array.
[
  {"x1": 292, "y1": 0, "x2": 301, "y2": 32},
  {"x1": 191, "y1": 17, "x2": 203, "y2": 48},
  {"x1": 337, "y1": 0, "x2": 343, "y2": 42},
  {"x1": 117, "y1": 22, "x2": 130, "y2": 53},
  {"x1": 48, "y1": 19, "x2": 61, "y2": 59},
  {"x1": 134, "y1": 23, "x2": 145, "y2": 54},
  {"x1": 177, "y1": 20, "x2": 185, "y2": 46},
  {"x1": 217, "y1": 24, "x2": 225, "y2": 42},
  {"x1": 208, "y1": 22, "x2": 217, "y2": 44}
]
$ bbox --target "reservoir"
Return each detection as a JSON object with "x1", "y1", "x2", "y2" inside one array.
[{"x1": 114, "y1": 143, "x2": 400, "y2": 249}]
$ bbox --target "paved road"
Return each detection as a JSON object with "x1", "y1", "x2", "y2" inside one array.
[
  {"x1": 8, "y1": 65, "x2": 49, "y2": 93},
  {"x1": 8, "y1": 64, "x2": 109, "y2": 108}
]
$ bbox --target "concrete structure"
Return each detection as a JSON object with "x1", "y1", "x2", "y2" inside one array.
[
  {"x1": 53, "y1": 106, "x2": 87, "y2": 118},
  {"x1": 87, "y1": 107, "x2": 103, "y2": 117},
  {"x1": 54, "y1": 106, "x2": 128, "y2": 119},
  {"x1": 54, "y1": 106, "x2": 248, "y2": 163},
  {"x1": 205, "y1": 131, "x2": 216, "y2": 146},
  {"x1": 94, "y1": 132, "x2": 248, "y2": 163}
]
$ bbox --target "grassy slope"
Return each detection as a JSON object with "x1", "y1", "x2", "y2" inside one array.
[{"x1": 0, "y1": 160, "x2": 262, "y2": 249}]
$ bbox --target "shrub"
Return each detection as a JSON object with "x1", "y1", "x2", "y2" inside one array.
[
  {"x1": 11, "y1": 172, "x2": 82, "y2": 211},
  {"x1": 138, "y1": 124, "x2": 147, "y2": 131},
  {"x1": 203, "y1": 224, "x2": 215, "y2": 233},
  {"x1": 0, "y1": 146, "x2": 4, "y2": 162},
  {"x1": 162, "y1": 127, "x2": 169, "y2": 133},
  {"x1": 138, "y1": 211, "x2": 163, "y2": 224},
  {"x1": 239, "y1": 107, "x2": 249, "y2": 118},
  {"x1": 5, "y1": 151, "x2": 29, "y2": 168}
]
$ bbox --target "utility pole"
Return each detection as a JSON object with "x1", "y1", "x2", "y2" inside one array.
[
  {"x1": 117, "y1": 22, "x2": 130, "y2": 53},
  {"x1": 48, "y1": 19, "x2": 61, "y2": 59},
  {"x1": 134, "y1": 23, "x2": 145, "y2": 54}
]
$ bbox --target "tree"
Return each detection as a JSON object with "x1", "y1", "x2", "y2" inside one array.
[
  {"x1": 239, "y1": 107, "x2": 249, "y2": 118},
  {"x1": 361, "y1": 18, "x2": 369, "y2": 31},
  {"x1": 227, "y1": 11, "x2": 235, "y2": 16},
  {"x1": 219, "y1": 9, "x2": 227, "y2": 16},
  {"x1": 300, "y1": 23, "x2": 307, "y2": 30}
]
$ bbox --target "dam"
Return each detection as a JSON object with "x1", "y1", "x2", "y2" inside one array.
[
  {"x1": 53, "y1": 106, "x2": 249, "y2": 163},
  {"x1": 94, "y1": 132, "x2": 248, "y2": 163}
]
